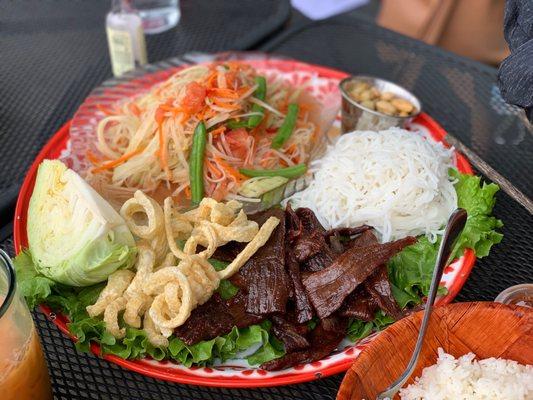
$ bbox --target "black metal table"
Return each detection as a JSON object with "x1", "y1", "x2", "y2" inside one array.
[{"x1": 1, "y1": 5, "x2": 532, "y2": 400}]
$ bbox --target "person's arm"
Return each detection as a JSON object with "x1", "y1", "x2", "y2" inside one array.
[{"x1": 497, "y1": 0, "x2": 533, "y2": 122}]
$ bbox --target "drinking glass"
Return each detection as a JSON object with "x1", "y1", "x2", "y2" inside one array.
[
  {"x1": 131, "y1": 0, "x2": 180, "y2": 34},
  {"x1": 0, "y1": 250, "x2": 52, "y2": 400}
]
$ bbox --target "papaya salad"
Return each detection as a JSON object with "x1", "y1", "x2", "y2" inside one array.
[{"x1": 89, "y1": 62, "x2": 321, "y2": 205}]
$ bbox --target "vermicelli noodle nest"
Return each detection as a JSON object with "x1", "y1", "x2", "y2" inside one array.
[{"x1": 286, "y1": 128, "x2": 458, "y2": 242}]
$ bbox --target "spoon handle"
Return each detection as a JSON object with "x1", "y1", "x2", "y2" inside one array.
[{"x1": 377, "y1": 208, "x2": 468, "y2": 399}]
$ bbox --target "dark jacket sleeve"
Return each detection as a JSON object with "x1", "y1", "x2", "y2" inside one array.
[{"x1": 497, "y1": 0, "x2": 533, "y2": 122}]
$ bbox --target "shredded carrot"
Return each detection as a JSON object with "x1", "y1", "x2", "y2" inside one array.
[
  {"x1": 206, "y1": 160, "x2": 224, "y2": 179},
  {"x1": 214, "y1": 156, "x2": 246, "y2": 182},
  {"x1": 159, "y1": 104, "x2": 177, "y2": 112},
  {"x1": 286, "y1": 144, "x2": 300, "y2": 164},
  {"x1": 155, "y1": 107, "x2": 170, "y2": 178},
  {"x1": 92, "y1": 147, "x2": 144, "y2": 173},
  {"x1": 259, "y1": 150, "x2": 273, "y2": 168},
  {"x1": 279, "y1": 92, "x2": 290, "y2": 112},
  {"x1": 128, "y1": 103, "x2": 142, "y2": 116},
  {"x1": 236, "y1": 86, "x2": 252, "y2": 96},
  {"x1": 211, "y1": 181, "x2": 228, "y2": 201},
  {"x1": 184, "y1": 185, "x2": 191, "y2": 199},
  {"x1": 86, "y1": 150, "x2": 103, "y2": 165},
  {"x1": 207, "y1": 88, "x2": 239, "y2": 99},
  {"x1": 224, "y1": 61, "x2": 250, "y2": 72},
  {"x1": 201, "y1": 107, "x2": 216, "y2": 120},
  {"x1": 195, "y1": 107, "x2": 207, "y2": 120},
  {"x1": 179, "y1": 112, "x2": 191, "y2": 124},
  {"x1": 210, "y1": 126, "x2": 227, "y2": 136},
  {"x1": 298, "y1": 102, "x2": 313, "y2": 113},
  {"x1": 286, "y1": 143, "x2": 297, "y2": 154},
  {"x1": 206, "y1": 71, "x2": 218, "y2": 88},
  {"x1": 195, "y1": 106, "x2": 215, "y2": 121},
  {"x1": 211, "y1": 99, "x2": 241, "y2": 110}
]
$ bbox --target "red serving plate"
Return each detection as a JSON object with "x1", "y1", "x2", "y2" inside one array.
[{"x1": 13, "y1": 57, "x2": 475, "y2": 387}]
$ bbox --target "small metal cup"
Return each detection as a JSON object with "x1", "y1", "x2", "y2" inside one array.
[{"x1": 339, "y1": 76, "x2": 421, "y2": 133}]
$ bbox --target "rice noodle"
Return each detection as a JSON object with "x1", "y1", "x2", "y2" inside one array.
[{"x1": 286, "y1": 128, "x2": 458, "y2": 242}]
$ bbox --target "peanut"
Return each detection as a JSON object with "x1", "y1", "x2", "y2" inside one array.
[
  {"x1": 360, "y1": 100, "x2": 376, "y2": 110},
  {"x1": 376, "y1": 100, "x2": 397, "y2": 115},
  {"x1": 391, "y1": 98, "x2": 415, "y2": 113},
  {"x1": 380, "y1": 92, "x2": 395, "y2": 101}
]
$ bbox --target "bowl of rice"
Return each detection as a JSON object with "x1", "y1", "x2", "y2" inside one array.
[{"x1": 337, "y1": 302, "x2": 532, "y2": 400}]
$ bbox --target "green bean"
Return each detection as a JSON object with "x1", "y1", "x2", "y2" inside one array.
[
  {"x1": 271, "y1": 103, "x2": 299, "y2": 149},
  {"x1": 189, "y1": 122, "x2": 207, "y2": 204},
  {"x1": 247, "y1": 76, "x2": 267, "y2": 128},
  {"x1": 226, "y1": 119, "x2": 249, "y2": 129},
  {"x1": 224, "y1": 76, "x2": 267, "y2": 130},
  {"x1": 239, "y1": 163, "x2": 307, "y2": 179}
]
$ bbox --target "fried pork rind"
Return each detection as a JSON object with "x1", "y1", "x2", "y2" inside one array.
[
  {"x1": 218, "y1": 216, "x2": 280, "y2": 279},
  {"x1": 121, "y1": 190, "x2": 168, "y2": 262},
  {"x1": 160, "y1": 252, "x2": 176, "y2": 269},
  {"x1": 164, "y1": 197, "x2": 192, "y2": 260},
  {"x1": 143, "y1": 312, "x2": 169, "y2": 347},
  {"x1": 88, "y1": 194, "x2": 279, "y2": 346},
  {"x1": 123, "y1": 246, "x2": 155, "y2": 328},
  {"x1": 86, "y1": 270, "x2": 135, "y2": 317},
  {"x1": 104, "y1": 297, "x2": 128, "y2": 339},
  {"x1": 144, "y1": 266, "x2": 193, "y2": 330}
]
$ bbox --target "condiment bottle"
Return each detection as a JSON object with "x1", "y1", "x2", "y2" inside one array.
[{"x1": 106, "y1": 0, "x2": 148, "y2": 77}]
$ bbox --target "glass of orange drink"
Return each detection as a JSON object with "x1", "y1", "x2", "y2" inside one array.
[{"x1": 0, "y1": 249, "x2": 52, "y2": 400}]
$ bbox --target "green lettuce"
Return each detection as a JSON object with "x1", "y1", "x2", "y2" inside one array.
[
  {"x1": 14, "y1": 250, "x2": 56, "y2": 309},
  {"x1": 13, "y1": 253, "x2": 284, "y2": 366},
  {"x1": 347, "y1": 310, "x2": 395, "y2": 342},
  {"x1": 168, "y1": 321, "x2": 284, "y2": 367},
  {"x1": 209, "y1": 259, "x2": 240, "y2": 299},
  {"x1": 388, "y1": 169, "x2": 503, "y2": 304}
]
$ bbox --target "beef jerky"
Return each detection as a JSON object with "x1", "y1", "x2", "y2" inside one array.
[
  {"x1": 238, "y1": 208, "x2": 291, "y2": 315},
  {"x1": 271, "y1": 315, "x2": 310, "y2": 353},
  {"x1": 261, "y1": 315, "x2": 347, "y2": 371},
  {"x1": 339, "y1": 287, "x2": 378, "y2": 321},
  {"x1": 302, "y1": 236, "x2": 416, "y2": 319},
  {"x1": 174, "y1": 292, "x2": 263, "y2": 345}
]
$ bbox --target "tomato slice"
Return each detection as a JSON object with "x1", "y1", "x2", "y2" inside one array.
[
  {"x1": 225, "y1": 128, "x2": 251, "y2": 160},
  {"x1": 181, "y1": 82, "x2": 206, "y2": 114}
]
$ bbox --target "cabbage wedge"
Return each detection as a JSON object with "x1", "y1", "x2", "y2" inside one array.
[{"x1": 27, "y1": 160, "x2": 136, "y2": 286}]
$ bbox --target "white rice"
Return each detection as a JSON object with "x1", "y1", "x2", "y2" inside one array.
[
  {"x1": 285, "y1": 128, "x2": 457, "y2": 242},
  {"x1": 400, "y1": 348, "x2": 533, "y2": 400}
]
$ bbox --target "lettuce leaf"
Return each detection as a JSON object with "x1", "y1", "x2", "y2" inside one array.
[
  {"x1": 347, "y1": 310, "x2": 394, "y2": 342},
  {"x1": 388, "y1": 236, "x2": 439, "y2": 306},
  {"x1": 217, "y1": 279, "x2": 239, "y2": 300},
  {"x1": 209, "y1": 259, "x2": 239, "y2": 299},
  {"x1": 450, "y1": 169, "x2": 503, "y2": 258},
  {"x1": 452, "y1": 169, "x2": 499, "y2": 216},
  {"x1": 388, "y1": 169, "x2": 503, "y2": 303},
  {"x1": 167, "y1": 321, "x2": 284, "y2": 367},
  {"x1": 13, "y1": 251, "x2": 56, "y2": 309}
]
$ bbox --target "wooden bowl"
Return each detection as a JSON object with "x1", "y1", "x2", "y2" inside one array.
[{"x1": 337, "y1": 302, "x2": 533, "y2": 400}]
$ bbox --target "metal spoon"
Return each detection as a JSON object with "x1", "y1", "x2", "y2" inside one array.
[{"x1": 376, "y1": 208, "x2": 468, "y2": 400}]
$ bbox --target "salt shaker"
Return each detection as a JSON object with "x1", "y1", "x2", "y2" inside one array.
[{"x1": 106, "y1": 0, "x2": 148, "y2": 77}]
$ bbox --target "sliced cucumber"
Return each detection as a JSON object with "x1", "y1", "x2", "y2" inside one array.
[{"x1": 238, "y1": 176, "x2": 289, "y2": 198}]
